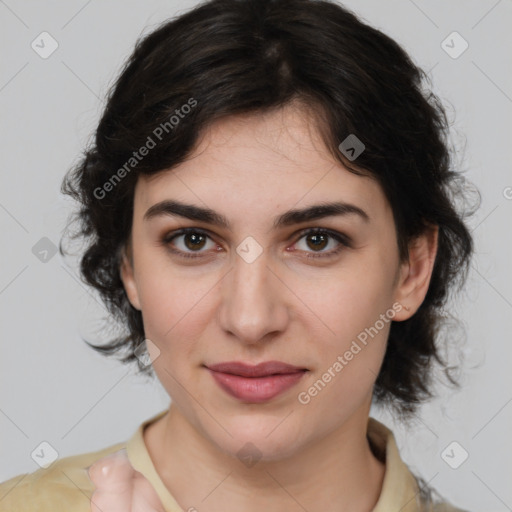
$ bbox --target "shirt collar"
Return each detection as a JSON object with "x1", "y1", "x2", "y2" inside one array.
[
  {"x1": 126, "y1": 410, "x2": 422, "y2": 512},
  {"x1": 367, "y1": 417, "x2": 422, "y2": 511}
]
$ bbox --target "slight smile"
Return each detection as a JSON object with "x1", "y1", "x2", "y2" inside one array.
[{"x1": 205, "y1": 361, "x2": 309, "y2": 403}]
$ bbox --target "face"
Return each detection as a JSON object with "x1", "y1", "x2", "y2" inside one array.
[{"x1": 120, "y1": 104, "x2": 425, "y2": 461}]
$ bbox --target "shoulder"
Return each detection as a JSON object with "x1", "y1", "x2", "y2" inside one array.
[
  {"x1": 0, "y1": 441, "x2": 126, "y2": 512},
  {"x1": 431, "y1": 503, "x2": 469, "y2": 512},
  {"x1": 416, "y1": 480, "x2": 470, "y2": 512}
]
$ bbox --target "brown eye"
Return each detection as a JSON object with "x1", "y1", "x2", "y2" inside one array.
[
  {"x1": 293, "y1": 228, "x2": 351, "y2": 259},
  {"x1": 305, "y1": 233, "x2": 329, "y2": 251},
  {"x1": 162, "y1": 228, "x2": 217, "y2": 259},
  {"x1": 183, "y1": 232, "x2": 207, "y2": 251}
]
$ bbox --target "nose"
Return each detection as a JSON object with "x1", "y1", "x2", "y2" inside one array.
[{"x1": 218, "y1": 249, "x2": 290, "y2": 346}]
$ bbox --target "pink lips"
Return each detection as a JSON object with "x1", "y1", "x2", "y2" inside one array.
[{"x1": 206, "y1": 361, "x2": 308, "y2": 403}]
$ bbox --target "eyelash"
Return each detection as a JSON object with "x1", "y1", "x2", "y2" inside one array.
[{"x1": 161, "y1": 227, "x2": 351, "y2": 260}]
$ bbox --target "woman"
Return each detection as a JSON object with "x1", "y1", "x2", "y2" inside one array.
[{"x1": 0, "y1": 0, "x2": 476, "y2": 510}]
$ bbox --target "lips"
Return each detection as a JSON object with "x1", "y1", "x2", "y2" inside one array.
[
  {"x1": 206, "y1": 361, "x2": 308, "y2": 403},
  {"x1": 206, "y1": 360, "x2": 307, "y2": 377}
]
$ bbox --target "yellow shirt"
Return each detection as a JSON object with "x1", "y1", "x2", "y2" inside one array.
[{"x1": 0, "y1": 410, "x2": 466, "y2": 511}]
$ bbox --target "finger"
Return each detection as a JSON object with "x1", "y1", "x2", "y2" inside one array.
[
  {"x1": 132, "y1": 472, "x2": 167, "y2": 512},
  {"x1": 90, "y1": 487, "x2": 137, "y2": 512},
  {"x1": 88, "y1": 450, "x2": 136, "y2": 512},
  {"x1": 88, "y1": 449, "x2": 135, "y2": 493}
]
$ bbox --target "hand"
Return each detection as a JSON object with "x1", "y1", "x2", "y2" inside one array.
[{"x1": 88, "y1": 449, "x2": 166, "y2": 512}]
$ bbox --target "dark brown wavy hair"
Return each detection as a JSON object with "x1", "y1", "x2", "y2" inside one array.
[{"x1": 60, "y1": 0, "x2": 478, "y2": 417}]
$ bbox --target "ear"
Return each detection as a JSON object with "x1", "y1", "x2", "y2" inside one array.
[
  {"x1": 119, "y1": 244, "x2": 142, "y2": 311},
  {"x1": 392, "y1": 224, "x2": 439, "y2": 321}
]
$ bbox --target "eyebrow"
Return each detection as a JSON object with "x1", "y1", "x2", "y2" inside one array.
[{"x1": 143, "y1": 199, "x2": 370, "y2": 229}]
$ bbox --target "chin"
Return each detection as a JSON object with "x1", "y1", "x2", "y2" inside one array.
[{"x1": 209, "y1": 415, "x2": 305, "y2": 464}]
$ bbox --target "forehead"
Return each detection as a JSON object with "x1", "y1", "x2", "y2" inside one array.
[{"x1": 134, "y1": 105, "x2": 390, "y2": 225}]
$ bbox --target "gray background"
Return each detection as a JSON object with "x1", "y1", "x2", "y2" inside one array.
[{"x1": 1, "y1": 1, "x2": 511, "y2": 510}]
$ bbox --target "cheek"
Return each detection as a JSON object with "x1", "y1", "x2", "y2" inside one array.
[
  {"x1": 134, "y1": 259, "x2": 212, "y2": 356},
  {"x1": 296, "y1": 280, "x2": 391, "y2": 425},
  {"x1": 300, "y1": 257, "x2": 396, "y2": 346},
  {"x1": 135, "y1": 241, "x2": 206, "y2": 322},
  {"x1": 292, "y1": 253, "x2": 395, "y2": 409},
  {"x1": 137, "y1": 268, "x2": 210, "y2": 402}
]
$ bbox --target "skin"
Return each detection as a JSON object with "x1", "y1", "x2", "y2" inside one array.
[
  {"x1": 113, "y1": 102, "x2": 438, "y2": 512},
  {"x1": 88, "y1": 449, "x2": 165, "y2": 512}
]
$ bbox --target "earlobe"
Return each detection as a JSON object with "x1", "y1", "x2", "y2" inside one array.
[
  {"x1": 393, "y1": 225, "x2": 439, "y2": 321},
  {"x1": 119, "y1": 246, "x2": 142, "y2": 311}
]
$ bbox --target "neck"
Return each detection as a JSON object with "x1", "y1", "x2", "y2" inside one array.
[{"x1": 145, "y1": 403, "x2": 385, "y2": 512}]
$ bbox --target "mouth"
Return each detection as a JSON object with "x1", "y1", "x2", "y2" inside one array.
[{"x1": 205, "y1": 361, "x2": 308, "y2": 403}]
